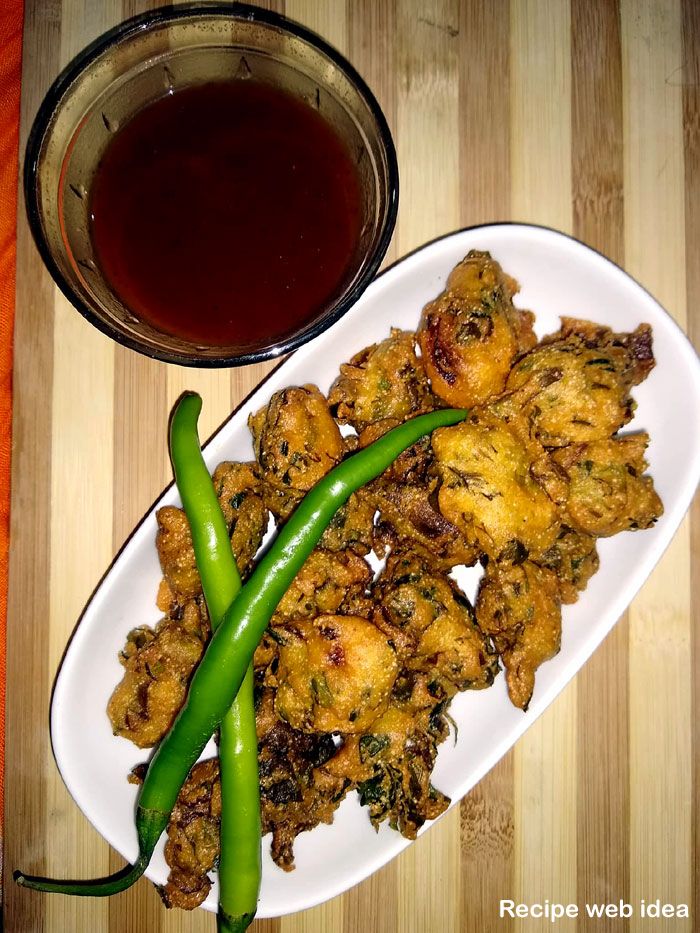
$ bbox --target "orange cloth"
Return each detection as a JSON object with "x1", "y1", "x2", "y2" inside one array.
[{"x1": 0, "y1": 0, "x2": 24, "y2": 859}]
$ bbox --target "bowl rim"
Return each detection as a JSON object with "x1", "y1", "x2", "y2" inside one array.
[{"x1": 23, "y1": 1, "x2": 400, "y2": 367}]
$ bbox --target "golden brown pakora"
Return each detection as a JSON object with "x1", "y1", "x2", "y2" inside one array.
[
  {"x1": 271, "y1": 548, "x2": 372, "y2": 622},
  {"x1": 211, "y1": 460, "x2": 269, "y2": 576},
  {"x1": 551, "y1": 433, "x2": 663, "y2": 536},
  {"x1": 160, "y1": 759, "x2": 221, "y2": 910},
  {"x1": 417, "y1": 250, "x2": 536, "y2": 408},
  {"x1": 328, "y1": 683, "x2": 451, "y2": 838},
  {"x1": 432, "y1": 410, "x2": 561, "y2": 562},
  {"x1": 107, "y1": 599, "x2": 209, "y2": 748},
  {"x1": 328, "y1": 328, "x2": 434, "y2": 431},
  {"x1": 373, "y1": 549, "x2": 499, "y2": 695},
  {"x1": 249, "y1": 384, "x2": 344, "y2": 520},
  {"x1": 274, "y1": 614, "x2": 399, "y2": 734},
  {"x1": 317, "y1": 490, "x2": 376, "y2": 555},
  {"x1": 475, "y1": 559, "x2": 562, "y2": 710},
  {"x1": 535, "y1": 525, "x2": 600, "y2": 604},
  {"x1": 504, "y1": 318, "x2": 655, "y2": 448}
]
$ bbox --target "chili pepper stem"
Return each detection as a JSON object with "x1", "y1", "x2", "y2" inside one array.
[{"x1": 13, "y1": 856, "x2": 148, "y2": 896}]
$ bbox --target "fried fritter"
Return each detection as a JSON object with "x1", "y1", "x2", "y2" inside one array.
[
  {"x1": 328, "y1": 328, "x2": 434, "y2": 431},
  {"x1": 256, "y1": 686, "x2": 348, "y2": 870},
  {"x1": 367, "y1": 435, "x2": 480, "y2": 570},
  {"x1": 155, "y1": 506, "x2": 202, "y2": 602},
  {"x1": 211, "y1": 460, "x2": 269, "y2": 575},
  {"x1": 417, "y1": 250, "x2": 536, "y2": 408},
  {"x1": 551, "y1": 433, "x2": 663, "y2": 536},
  {"x1": 274, "y1": 614, "x2": 399, "y2": 734},
  {"x1": 107, "y1": 599, "x2": 209, "y2": 748},
  {"x1": 155, "y1": 461, "x2": 268, "y2": 605},
  {"x1": 318, "y1": 491, "x2": 376, "y2": 555},
  {"x1": 249, "y1": 384, "x2": 344, "y2": 520},
  {"x1": 160, "y1": 759, "x2": 221, "y2": 910},
  {"x1": 504, "y1": 319, "x2": 655, "y2": 448},
  {"x1": 373, "y1": 549, "x2": 499, "y2": 694},
  {"x1": 327, "y1": 671, "x2": 451, "y2": 838},
  {"x1": 272, "y1": 548, "x2": 372, "y2": 622},
  {"x1": 535, "y1": 525, "x2": 599, "y2": 604},
  {"x1": 432, "y1": 410, "x2": 561, "y2": 562},
  {"x1": 475, "y1": 560, "x2": 562, "y2": 710}
]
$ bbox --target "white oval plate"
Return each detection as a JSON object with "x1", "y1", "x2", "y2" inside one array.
[{"x1": 51, "y1": 224, "x2": 700, "y2": 918}]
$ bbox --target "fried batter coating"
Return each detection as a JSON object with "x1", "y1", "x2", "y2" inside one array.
[
  {"x1": 274, "y1": 614, "x2": 399, "y2": 734},
  {"x1": 366, "y1": 436, "x2": 480, "y2": 570},
  {"x1": 328, "y1": 328, "x2": 434, "y2": 431},
  {"x1": 155, "y1": 461, "x2": 268, "y2": 605},
  {"x1": 272, "y1": 548, "x2": 372, "y2": 622},
  {"x1": 249, "y1": 384, "x2": 344, "y2": 520},
  {"x1": 504, "y1": 319, "x2": 655, "y2": 448},
  {"x1": 373, "y1": 549, "x2": 499, "y2": 694},
  {"x1": 476, "y1": 560, "x2": 562, "y2": 710},
  {"x1": 108, "y1": 599, "x2": 208, "y2": 748},
  {"x1": 327, "y1": 672, "x2": 451, "y2": 838},
  {"x1": 256, "y1": 687, "x2": 348, "y2": 870},
  {"x1": 156, "y1": 506, "x2": 202, "y2": 601},
  {"x1": 551, "y1": 433, "x2": 663, "y2": 537},
  {"x1": 211, "y1": 460, "x2": 269, "y2": 575},
  {"x1": 432, "y1": 411, "x2": 561, "y2": 562},
  {"x1": 417, "y1": 250, "x2": 536, "y2": 407},
  {"x1": 160, "y1": 759, "x2": 221, "y2": 910},
  {"x1": 318, "y1": 491, "x2": 376, "y2": 555},
  {"x1": 536, "y1": 525, "x2": 599, "y2": 604}
]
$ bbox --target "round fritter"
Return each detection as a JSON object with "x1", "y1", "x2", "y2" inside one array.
[
  {"x1": 373, "y1": 549, "x2": 499, "y2": 694},
  {"x1": 211, "y1": 460, "x2": 268, "y2": 575},
  {"x1": 318, "y1": 490, "x2": 376, "y2": 555},
  {"x1": 432, "y1": 411, "x2": 561, "y2": 562},
  {"x1": 535, "y1": 525, "x2": 599, "y2": 604},
  {"x1": 107, "y1": 600, "x2": 208, "y2": 748},
  {"x1": 551, "y1": 433, "x2": 663, "y2": 537},
  {"x1": 328, "y1": 328, "x2": 434, "y2": 431},
  {"x1": 504, "y1": 319, "x2": 655, "y2": 448},
  {"x1": 417, "y1": 250, "x2": 536, "y2": 408},
  {"x1": 248, "y1": 384, "x2": 344, "y2": 520},
  {"x1": 475, "y1": 559, "x2": 562, "y2": 710},
  {"x1": 272, "y1": 548, "x2": 372, "y2": 622},
  {"x1": 274, "y1": 614, "x2": 399, "y2": 734}
]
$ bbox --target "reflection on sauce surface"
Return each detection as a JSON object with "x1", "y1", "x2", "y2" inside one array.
[{"x1": 90, "y1": 80, "x2": 363, "y2": 349}]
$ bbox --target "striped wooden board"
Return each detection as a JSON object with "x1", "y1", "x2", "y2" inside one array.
[{"x1": 6, "y1": 1, "x2": 699, "y2": 931}]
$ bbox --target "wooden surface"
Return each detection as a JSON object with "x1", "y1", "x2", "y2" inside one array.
[{"x1": 5, "y1": 1, "x2": 699, "y2": 931}]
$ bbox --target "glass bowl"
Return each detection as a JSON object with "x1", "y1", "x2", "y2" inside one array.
[{"x1": 24, "y1": 2, "x2": 398, "y2": 367}]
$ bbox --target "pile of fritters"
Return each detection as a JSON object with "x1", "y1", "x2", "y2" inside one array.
[{"x1": 108, "y1": 250, "x2": 662, "y2": 909}]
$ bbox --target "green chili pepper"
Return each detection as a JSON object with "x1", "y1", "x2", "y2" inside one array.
[
  {"x1": 14, "y1": 403, "x2": 466, "y2": 898},
  {"x1": 169, "y1": 393, "x2": 261, "y2": 933}
]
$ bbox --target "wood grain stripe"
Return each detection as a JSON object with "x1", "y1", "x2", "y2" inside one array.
[
  {"x1": 571, "y1": 2, "x2": 631, "y2": 927},
  {"x1": 621, "y1": 0, "x2": 692, "y2": 927},
  {"x1": 456, "y1": 3, "x2": 514, "y2": 932},
  {"x1": 681, "y1": 2, "x2": 700, "y2": 927},
  {"x1": 3, "y1": 0, "x2": 61, "y2": 925}
]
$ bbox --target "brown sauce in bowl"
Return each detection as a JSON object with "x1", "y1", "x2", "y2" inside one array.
[{"x1": 90, "y1": 80, "x2": 363, "y2": 350}]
